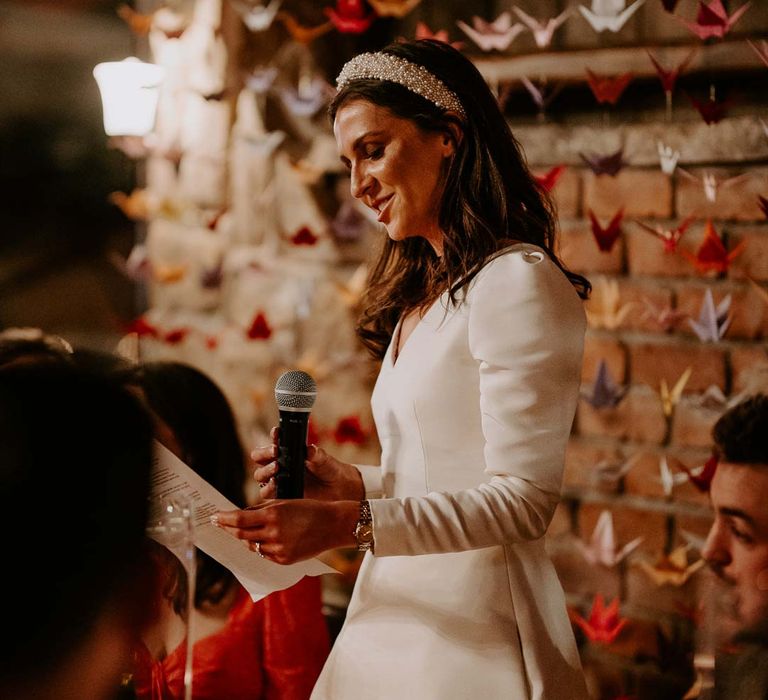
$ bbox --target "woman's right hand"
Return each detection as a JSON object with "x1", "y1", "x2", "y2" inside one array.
[{"x1": 252, "y1": 427, "x2": 365, "y2": 502}]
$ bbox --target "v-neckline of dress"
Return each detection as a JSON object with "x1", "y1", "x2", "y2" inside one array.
[{"x1": 390, "y1": 296, "x2": 443, "y2": 369}]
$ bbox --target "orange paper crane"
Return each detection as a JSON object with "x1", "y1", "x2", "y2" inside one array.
[
  {"x1": 571, "y1": 594, "x2": 628, "y2": 645},
  {"x1": 277, "y1": 12, "x2": 333, "y2": 45},
  {"x1": 682, "y1": 220, "x2": 745, "y2": 274}
]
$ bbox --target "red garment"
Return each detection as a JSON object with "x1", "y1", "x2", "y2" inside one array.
[{"x1": 133, "y1": 577, "x2": 329, "y2": 700}]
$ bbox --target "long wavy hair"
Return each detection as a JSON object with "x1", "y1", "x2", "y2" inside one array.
[{"x1": 330, "y1": 40, "x2": 590, "y2": 359}]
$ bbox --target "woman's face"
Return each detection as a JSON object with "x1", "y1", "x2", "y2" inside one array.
[{"x1": 334, "y1": 99, "x2": 454, "y2": 254}]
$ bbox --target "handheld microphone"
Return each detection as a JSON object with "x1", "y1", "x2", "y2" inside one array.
[{"x1": 274, "y1": 370, "x2": 317, "y2": 499}]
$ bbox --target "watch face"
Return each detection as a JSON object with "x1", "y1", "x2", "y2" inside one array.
[{"x1": 356, "y1": 522, "x2": 373, "y2": 543}]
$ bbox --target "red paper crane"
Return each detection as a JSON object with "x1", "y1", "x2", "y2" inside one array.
[
  {"x1": 678, "y1": 0, "x2": 751, "y2": 40},
  {"x1": 324, "y1": 0, "x2": 375, "y2": 33},
  {"x1": 123, "y1": 316, "x2": 159, "y2": 338},
  {"x1": 290, "y1": 226, "x2": 319, "y2": 246},
  {"x1": 163, "y1": 328, "x2": 190, "y2": 345},
  {"x1": 333, "y1": 416, "x2": 368, "y2": 445},
  {"x1": 572, "y1": 594, "x2": 628, "y2": 645},
  {"x1": 682, "y1": 220, "x2": 746, "y2": 274},
  {"x1": 585, "y1": 69, "x2": 633, "y2": 105},
  {"x1": 246, "y1": 311, "x2": 273, "y2": 340},
  {"x1": 534, "y1": 165, "x2": 567, "y2": 193},
  {"x1": 647, "y1": 50, "x2": 695, "y2": 96},
  {"x1": 589, "y1": 208, "x2": 624, "y2": 252},
  {"x1": 633, "y1": 215, "x2": 694, "y2": 253},
  {"x1": 688, "y1": 91, "x2": 734, "y2": 124},
  {"x1": 678, "y1": 453, "x2": 719, "y2": 492}
]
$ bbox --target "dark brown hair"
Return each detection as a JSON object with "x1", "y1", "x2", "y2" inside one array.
[
  {"x1": 713, "y1": 393, "x2": 768, "y2": 465},
  {"x1": 330, "y1": 40, "x2": 590, "y2": 359}
]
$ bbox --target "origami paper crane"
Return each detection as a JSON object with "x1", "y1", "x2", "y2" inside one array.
[
  {"x1": 580, "y1": 148, "x2": 628, "y2": 176},
  {"x1": 153, "y1": 263, "x2": 187, "y2": 284},
  {"x1": 641, "y1": 298, "x2": 688, "y2": 332},
  {"x1": 200, "y1": 260, "x2": 224, "y2": 290},
  {"x1": 456, "y1": 13, "x2": 525, "y2": 52},
  {"x1": 585, "y1": 277, "x2": 635, "y2": 330},
  {"x1": 324, "y1": 0, "x2": 375, "y2": 33},
  {"x1": 682, "y1": 220, "x2": 745, "y2": 274},
  {"x1": 586, "y1": 69, "x2": 634, "y2": 105},
  {"x1": 678, "y1": 0, "x2": 751, "y2": 40},
  {"x1": 657, "y1": 141, "x2": 680, "y2": 175},
  {"x1": 230, "y1": 0, "x2": 281, "y2": 32},
  {"x1": 759, "y1": 195, "x2": 768, "y2": 219},
  {"x1": 519, "y1": 77, "x2": 564, "y2": 113},
  {"x1": 657, "y1": 455, "x2": 689, "y2": 497},
  {"x1": 687, "y1": 288, "x2": 731, "y2": 342},
  {"x1": 415, "y1": 22, "x2": 464, "y2": 49},
  {"x1": 678, "y1": 168, "x2": 750, "y2": 204},
  {"x1": 534, "y1": 165, "x2": 567, "y2": 193},
  {"x1": 680, "y1": 529, "x2": 707, "y2": 553},
  {"x1": 675, "y1": 453, "x2": 719, "y2": 492},
  {"x1": 246, "y1": 311, "x2": 272, "y2": 340},
  {"x1": 333, "y1": 415, "x2": 369, "y2": 445},
  {"x1": 633, "y1": 216, "x2": 694, "y2": 253},
  {"x1": 659, "y1": 367, "x2": 692, "y2": 419},
  {"x1": 123, "y1": 316, "x2": 159, "y2": 338},
  {"x1": 512, "y1": 7, "x2": 572, "y2": 48},
  {"x1": 579, "y1": 0, "x2": 646, "y2": 33},
  {"x1": 589, "y1": 208, "x2": 624, "y2": 252},
  {"x1": 367, "y1": 0, "x2": 422, "y2": 18},
  {"x1": 581, "y1": 359, "x2": 628, "y2": 409},
  {"x1": 331, "y1": 200, "x2": 369, "y2": 241},
  {"x1": 576, "y1": 510, "x2": 643, "y2": 567},
  {"x1": 109, "y1": 189, "x2": 154, "y2": 221},
  {"x1": 276, "y1": 12, "x2": 333, "y2": 45},
  {"x1": 277, "y1": 77, "x2": 332, "y2": 117},
  {"x1": 163, "y1": 328, "x2": 190, "y2": 345},
  {"x1": 244, "y1": 66, "x2": 279, "y2": 94},
  {"x1": 289, "y1": 226, "x2": 319, "y2": 246},
  {"x1": 592, "y1": 453, "x2": 640, "y2": 485},
  {"x1": 637, "y1": 546, "x2": 705, "y2": 586},
  {"x1": 121, "y1": 244, "x2": 152, "y2": 283},
  {"x1": 687, "y1": 91, "x2": 734, "y2": 125},
  {"x1": 571, "y1": 594, "x2": 628, "y2": 645},
  {"x1": 117, "y1": 4, "x2": 154, "y2": 34},
  {"x1": 647, "y1": 49, "x2": 695, "y2": 97},
  {"x1": 748, "y1": 39, "x2": 768, "y2": 68}
]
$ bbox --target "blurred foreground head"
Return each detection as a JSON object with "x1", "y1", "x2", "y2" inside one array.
[{"x1": 0, "y1": 360, "x2": 154, "y2": 699}]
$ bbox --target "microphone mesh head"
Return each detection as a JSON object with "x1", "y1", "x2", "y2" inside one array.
[{"x1": 275, "y1": 370, "x2": 317, "y2": 411}]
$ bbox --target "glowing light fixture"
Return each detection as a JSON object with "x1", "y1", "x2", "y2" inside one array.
[{"x1": 93, "y1": 58, "x2": 164, "y2": 136}]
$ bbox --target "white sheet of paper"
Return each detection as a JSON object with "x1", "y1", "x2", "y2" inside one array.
[{"x1": 150, "y1": 442, "x2": 336, "y2": 601}]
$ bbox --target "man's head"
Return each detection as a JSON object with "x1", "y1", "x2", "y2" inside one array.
[
  {"x1": 0, "y1": 361, "x2": 154, "y2": 698},
  {"x1": 703, "y1": 394, "x2": 768, "y2": 645}
]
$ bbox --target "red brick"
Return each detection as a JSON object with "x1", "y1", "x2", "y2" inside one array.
[
  {"x1": 676, "y1": 168, "x2": 768, "y2": 222},
  {"x1": 670, "y1": 398, "x2": 722, "y2": 449},
  {"x1": 731, "y1": 345, "x2": 768, "y2": 394},
  {"x1": 629, "y1": 339, "x2": 727, "y2": 392},
  {"x1": 582, "y1": 502, "x2": 668, "y2": 554},
  {"x1": 582, "y1": 333, "x2": 628, "y2": 383},
  {"x1": 625, "y1": 223, "x2": 706, "y2": 278},
  {"x1": 564, "y1": 438, "x2": 623, "y2": 490},
  {"x1": 583, "y1": 169, "x2": 672, "y2": 219},
  {"x1": 675, "y1": 282, "x2": 767, "y2": 341},
  {"x1": 550, "y1": 167, "x2": 581, "y2": 218},
  {"x1": 576, "y1": 387, "x2": 667, "y2": 445},
  {"x1": 616, "y1": 278, "x2": 675, "y2": 333},
  {"x1": 559, "y1": 221, "x2": 624, "y2": 275},
  {"x1": 728, "y1": 227, "x2": 768, "y2": 282}
]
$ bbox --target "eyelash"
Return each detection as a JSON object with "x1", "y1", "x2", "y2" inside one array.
[
  {"x1": 729, "y1": 524, "x2": 753, "y2": 544},
  {"x1": 365, "y1": 146, "x2": 383, "y2": 160}
]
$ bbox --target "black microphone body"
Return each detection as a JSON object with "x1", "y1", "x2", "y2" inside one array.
[
  {"x1": 274, "y1": 370, "x2": 317, "y2": 499},
  {"x1": 276, "y1": 410, "x2": 308, "y2": 499}
]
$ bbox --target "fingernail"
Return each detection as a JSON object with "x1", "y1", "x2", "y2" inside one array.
[
  {"x1": 210, "y1": 515, "x2": 219, "y2": 527},
  {"x1": 271, "y1": 445, "x2": 277, "y2": 457}
]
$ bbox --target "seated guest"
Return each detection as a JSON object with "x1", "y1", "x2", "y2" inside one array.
[
  {"x1": 124, "y1": 361, "x2": 329, "y2": 700},
  {"x1": 702, "y1": 394, "x2": 768, "y2": 698},
  {"x1": 0, "y1": 327, "x2": 73, "y2": 366},
  {"x1": 0, "y1": 361, "x2": 155, "y2": 700}
]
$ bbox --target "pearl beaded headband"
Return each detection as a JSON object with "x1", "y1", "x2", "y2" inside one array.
[{"x1": 336, "y1": 51, "x2": 466, "y2": 119}]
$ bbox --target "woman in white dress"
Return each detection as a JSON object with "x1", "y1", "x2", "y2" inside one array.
[{"x1": 216, "y1": 39, "x2": 591, "y2": 700}]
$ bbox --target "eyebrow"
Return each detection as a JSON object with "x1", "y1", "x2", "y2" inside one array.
[
  {"x1": 720, "y1": 506, "x2": 756, "y2": 527},
  {"x1": 339, "y1": 130, "x2": 386, "y2": 164}
]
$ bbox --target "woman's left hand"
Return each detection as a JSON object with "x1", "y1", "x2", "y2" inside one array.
[{"x1": 212, "y1": 499, "x2": 359, "y2": 565}]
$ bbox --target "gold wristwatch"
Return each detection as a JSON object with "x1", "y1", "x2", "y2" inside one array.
[{"x1": 354, "y1": 500, "x2": 374, "y2": 552}]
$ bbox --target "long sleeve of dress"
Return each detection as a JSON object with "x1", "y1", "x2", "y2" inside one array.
[{"x1": 368, "y1": 250, "x2": 586, "y2": 557}]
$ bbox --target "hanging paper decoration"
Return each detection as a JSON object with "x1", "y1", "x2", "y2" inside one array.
[
  {"x1": 678, "y1": 0, "x2": 751, "y2": 40},
  {"x1": 576, "y1": 510, "x2": 643, "y2": 567},
  {"x1": 368, "y1": 0, "x2": 422, "y2": 18},
  {"x1": 455, "y1": 13, "x2": 523, "y2": 52},
  {"x1": 277, "y1": 77, "x2": 332, "y2": 117},
  {"x1": 580, "y1": 148, "x2": 628, "y2": 177},
  {"x1": 592, "y1": 453, "x2": 640, "y2": 485},
  {"x1": 520, "y1": 77, "x2": 563, "y2": 115},
  {"x1": 641, "y1": 298, "x2": 688, "y2": 332},
  {"x1": 687, "y1": 288, "x2": 731, "y2": 342},
  {"x1": 163, "y1": 328, "x2": 190, "y2": 345},
  {"x1": 633, "y1": 216, "x2": 694, "y2": 253},
  {"x1": 637, "y1": 546, "x2": 705, "y2": 586},
  {"x1": 589, "y1": 208, "x2": 624, "y2": 252},
  {"x1": 246, "y1": 311, "x2": 272, "y2": 340},
  {"x1": 657, "y1": 141, "x2": 681, "y2": 175},
  {"x1": 109, "y1": 189, "x2": 155, "y2": 221},
  {"x1": 117, "y1": 4, "x2": 154, "y2": 35},
  {"x1": 578, "y1": 0, "x2": 646, "y2": 33},
  {"x1": 123, "y1": 316, "x2": 160, "y2": 338},
  {"x1": 244, "y1": 66, "x2": 279, "y2": 94},
  {"x1": 333, "y1": 416, "x2": 368, "y2": 445},
  {"x1": 571, "y1": 594, "x2": 629, "y2": 645},
  {"x1": 748, "y1": 39, "x2": 768, "y2": 68},
  {"x1": 659, "y1": 368, "x2": 692, "y2": 419},
  {"x1": 415, "y1": 22, "x2": 464, "y2": 49},
  {"x1": 324, "y1": 0, "x2": 375, "y2": 34},
  {"x1": 331, "y1": 200, "x2": 369, "y2": 241},
  {"x1": 534, "y1": 165, "x2": 567, "y2": 193},
  {"x1": 658, "y1": 455, "x2": 689, "y2": 497},
  {"x1": 586, "y1": 277, "x2": 635, "y2": 330},
  {"x1": 676, "y1": 453, "x2": 718, "y2": 492},
  {"x1": 678, "y1": 169, "x2": 749, "y2": 204},
  {"x1": 511, "y1": 7, "x2": 572, "y2": 49},
  {"x1": 586, "y1": 69, "x2": 633, "y2": 106},
  {"x1": 648, "y1": 50, "x2": 695, "y2": 96},
  {"x1": 581, "y1": 359, "x2": 627, "y2": 409},
  {"x1": 682, "y1": 220, "x2": 745, "y2": 274},
  {"x1": 289, "y1": 226, "x2": 319, "y2": 246},
  {"x1": 200, "y1": 260, "x2": 224, "y2": 290},
  {"x1": 277, "y1": 12, "x2": 333, "y2": 45},
  {"x1": 153, "y1": 263, "x2": 188, "y2": 284},
  {"x1": 229, "y1": 0, "x2": 282, "y2": 32},
  {"x1": 687, "y1": 90, "x2": 734, "y2": 124}
]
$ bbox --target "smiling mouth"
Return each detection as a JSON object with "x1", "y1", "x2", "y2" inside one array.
[{"x1": 373, "y1": 195, "x2": 393, "y2": 223}]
